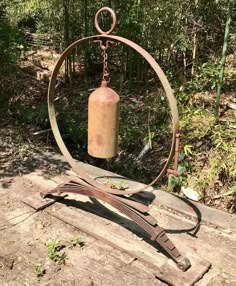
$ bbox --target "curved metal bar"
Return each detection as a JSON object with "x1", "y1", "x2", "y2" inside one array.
[
  {"x1": 95, "y1": 7, "x2": 117, "y2": 35},
  {"x1": 48, "y1": 34, "x2": 179, "y2": 195}
]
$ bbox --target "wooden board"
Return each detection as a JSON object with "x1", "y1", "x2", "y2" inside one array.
[
  {"x1": 51, "y1": 204, "x2": 211, "y2": 286},
  {"x1": 152, "y1": 190, "x2": 236, "y2": 232},
  {"x1": 22, "y1": 192, "x2": 67, "y2": 211},
  {"x1": 155, "y1": 254, "x2": 211, "y2": 286},
  {"x1": 51, "y1": 205, "x2": 167, "y2": 269}
]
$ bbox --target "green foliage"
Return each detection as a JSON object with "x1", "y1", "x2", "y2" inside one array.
[
  {"x1": 175, "y1": 89, "x2": 189, "y2": 105},
  {"x1": 2, "y1": 0, "x2": 234, "y2": 80},
  {"x1": 34, "y1": 263, "x2": 46, "y2": 279},
  {"x1": 105, "y1": 179, "x2": 128, "y2": 191},
  {"x1": 168, "y1": 152, "x2": 190, "y2": 192},
  {"x1": 47, "y1": 239, "x2": 66, "y2": 265},
  {"x1": 186, "y1": 63, "x2": 220, "y2": 92},
  {"x1": 210, "y1": 123, "x2": 236, "y2": 177},
  {"x1": 175, "y1": 60, "x2": 235, "y2": 106},
  {"x1": 180, "y1": 105, "x2": 236, "y2": 195},
  {"x1": 8, "y1": 104, "x2": 49, "y2": 126},
  {"x1": 180, "y1": 108, "x2": 215, "y2": 140},
  {"x1": 67, "y1": 233, "x2": 84, "y2": 249},
  {"x1": 18, "y1": 143, "x2": 30, "y2": 159},
  {"x1": 228, "y1": 185, "x2": 236, "y2": 196},
  {"x1": 0, "y1": 20, "x2": 26, "y2": 64}
]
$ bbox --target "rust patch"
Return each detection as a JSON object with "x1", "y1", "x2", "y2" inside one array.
[{"x1": 96, "y1": 135, "x2": 104, "y2": 146}]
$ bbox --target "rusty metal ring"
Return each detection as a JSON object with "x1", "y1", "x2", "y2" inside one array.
[
  {"x1": 95, "y1": 7, "x2": 117, "y2": 35},
  {"x1": 48, "y1": 35, "x2": 179, "y2": 195}
]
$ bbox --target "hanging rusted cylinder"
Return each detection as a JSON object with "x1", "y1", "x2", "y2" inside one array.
[{"x1": 88, "y1": 80, "x2": 120, "y2": 158}]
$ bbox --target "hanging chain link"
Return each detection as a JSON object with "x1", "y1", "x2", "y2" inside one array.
[
  {"x1": 94, "y1": 39, "x2": 114, "y2": 83},
  {"x1": 103, "y1": 48, "x2": 109, "y2": 82}
]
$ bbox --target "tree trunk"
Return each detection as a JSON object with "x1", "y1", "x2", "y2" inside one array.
[
  {"x1": 63, "y1": 0, "x2": 71, "y2": 83},
  {"x1": 191, "y1": 30, "x2": 197, "y2": 76}
]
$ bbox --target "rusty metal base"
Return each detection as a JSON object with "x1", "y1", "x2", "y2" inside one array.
[{"x1": 41, "y1": 180, "x2": 191, "y2": 272}]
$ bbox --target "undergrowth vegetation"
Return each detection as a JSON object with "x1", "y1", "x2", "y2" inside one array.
[{"x1": 179, "y1": 102, "x2": 236, "y2": 206}]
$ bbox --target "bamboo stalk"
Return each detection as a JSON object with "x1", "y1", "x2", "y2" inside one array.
[
  {"x1": 191, "y1": 0, "x2": 198, "y2": 77},
  {"x1": 215, "y1": 0, "x2": 235, "y2": 119}
]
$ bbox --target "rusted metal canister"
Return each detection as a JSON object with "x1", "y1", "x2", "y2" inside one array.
[{"x1": 88, "y1": 80, "x2": 120, "y2": 158}]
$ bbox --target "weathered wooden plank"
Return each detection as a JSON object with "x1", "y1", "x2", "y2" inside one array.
[
  {"x1": 155, "y1": 254, "x2": 211, "y2": 286},
  {"x1": 22, "y1": 172, "x2": 67, "y2": 210},
  {"x1": 23, "y1": 172, "x2": 59, "y2": 190},
  {"x1": 22, "y1": 192, "x2": 67, "y2": 211},
  {"x1": 51, "y1": 205, "x2": 211, "y2": 286},
  {"x1": 152, "y1": 190, "x2": 236, "y2": 232},
  {"x1": 52, "y1": 205, "x2": 167, "y2": 269}
]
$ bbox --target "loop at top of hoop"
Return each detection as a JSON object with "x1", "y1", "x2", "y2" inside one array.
[{"x1": 95, "y1": 7, "x2": 117, "y2": 35}]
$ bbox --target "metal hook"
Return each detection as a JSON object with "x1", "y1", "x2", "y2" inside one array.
[{"x1": 94, "y1": 39, "x2": 115, "y2": 51}]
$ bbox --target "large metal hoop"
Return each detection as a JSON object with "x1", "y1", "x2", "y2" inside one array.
[{"x1": 48, "y1": 35, "x2": 179, "y2": 195}]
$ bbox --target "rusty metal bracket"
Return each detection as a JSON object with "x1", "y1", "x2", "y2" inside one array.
[{"x1": 167, "y1": 133, "x2": 181, "y2": 177}]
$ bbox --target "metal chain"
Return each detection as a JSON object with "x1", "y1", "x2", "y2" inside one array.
[
  {"x1": 94, "y1": 39, "x2": 114, "y2": 83},
  {"x1": 103, "y1": 48, "x2": 109, "y2": 82}
]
